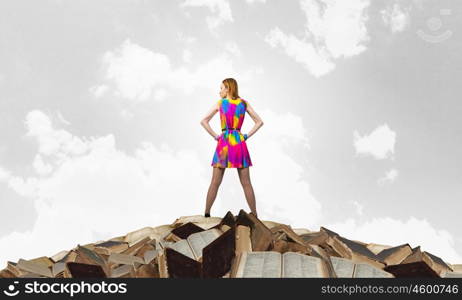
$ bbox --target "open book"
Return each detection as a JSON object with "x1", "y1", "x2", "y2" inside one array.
[
  {"x1": 164, "y1": 227, "x2": 235, "y2": 278},
  {"x1": 167, "y1": 228, "x2": 221, "y2": 261},
  {"x1": 330, "y1": 256, "x2": 394, "y2": 278},
  {"x1": 376, "y1": 243, "x2": 413, "y2": 266},
  {"x1": 384, "y1": 246, "x2": 452, "y2": 277},
  {"x1": 319, "y1": 227, "x2": 385, "y2": 269},
  {"x1": 230, "y1": 251, "x2": 329, "y2": 278}
]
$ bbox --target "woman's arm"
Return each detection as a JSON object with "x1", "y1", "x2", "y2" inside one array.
[
  {"x1": 200, "y1": 101, "x2": 221, "y2": 140},
  {"x1": 245, "y1": 101, "x2": 264, "y2": 139}
]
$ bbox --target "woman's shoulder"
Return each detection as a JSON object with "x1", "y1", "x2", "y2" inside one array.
[{"x1": 216, "y1": 98, "x2": 223, "y2": 109}]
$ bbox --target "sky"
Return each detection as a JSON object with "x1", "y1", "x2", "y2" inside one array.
[{"x1": 1, "y1": 0, "x2": 461, "y2": 266}]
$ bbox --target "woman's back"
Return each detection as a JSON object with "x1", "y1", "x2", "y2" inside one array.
[
  {"x1": 212, "y1": 97, "x2": 252, "y2": 168},
  {"x1": 218, "y1": 97, "x2": 247, "y2": 130}
]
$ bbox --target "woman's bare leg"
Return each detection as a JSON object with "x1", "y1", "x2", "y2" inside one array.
[
  {"x1": 237, "y1": 167, "x2": 257, "y2": 216},
  {"x1": 205, "y1": 167, "x2": 226, "y2": 215}
]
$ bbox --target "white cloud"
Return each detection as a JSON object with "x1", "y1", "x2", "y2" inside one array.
[
  {"x1": 377, "y1": 168, "x2": 399, "y2": 186},
  {"x1": 245, "y1": 0, "x2": 267, "y2": 4},
  {"x1": 255, "y1": 108, "x2": 311, "y2": 149},
  {"x1": 353, "y1": 124, "x2": 396, "y2": 160},
  {"x1": 32, "y1": 154, "x2": 53, "y2": 176},
  {"x1": 6, "y1": 176, "x2": 38, "y2": 198},
  {"x1": 352, "y1": 200, "x2": 364, "y2": 216},
  {"x1": 153, "y1": 88, "x2": 169, "y2": 102},
  {"x1": 56, "y1": 111, "x2": 71, "y2": 126},
  {"x1": 323, "y1": 216, "x2": 462, "y2": 265},
  {"x1": 381, "y1": 3, "x2": 411, "y2": 33},
  {"x1": 90, "y1": 39, "x2": 261, "y2": 103},
  {"x1": 264, "y1": 0, "x2": 370, "y2": 77},
  {"x1": 180, "y1": 0, "x2": 233, "y2": 30},
  {"x1": 24, "y1": 110, "x2": 90, "y2": 160},
  {"x1": 265, "y1": 27, "x2": 335, "y2": 77},
  {"x1": 98, "y1": 39, "x2": 171, "y2": 102},
  {"x1": 183, "y1": 49, "x2": 193, "y2": 63},
  {"x1": 176, "y1": 32, "x2": 197, "y2": 44},
  {"x1": 119, "y1": 108, "x2": 134, "y2": 121},
  {"x1": 89, "y1": 85, "x2": 109, "y2": 99},
  {"x1": 224, "y1": 41, "x2": 241, "y2": 57},
  {"x1": 301, "y1": 0, "x2": 370, "y2": 58},
  {"x1": 0, "y1": 165, "x2": 10, "y2": 182}
]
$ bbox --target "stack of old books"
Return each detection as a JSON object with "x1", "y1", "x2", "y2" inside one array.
[{"x1": 1, "y1": 209, "x2": 461, "y2": 278}]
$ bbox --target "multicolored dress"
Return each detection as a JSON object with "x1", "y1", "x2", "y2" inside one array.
[{"x1": 211, "y1": 97, "x2": 253, "y2": 168}]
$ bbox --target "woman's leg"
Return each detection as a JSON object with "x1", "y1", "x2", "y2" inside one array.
[
  {"x1": 237, "y1": 167, "x2": 257, "y2": 217},
  {"x1": 205, "y1": 167, "x2": 226, "y2": 215}
]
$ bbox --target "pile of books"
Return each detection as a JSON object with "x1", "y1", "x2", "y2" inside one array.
[{"x1": 1, "y1": 209, "x2": 461, "y2": 278}]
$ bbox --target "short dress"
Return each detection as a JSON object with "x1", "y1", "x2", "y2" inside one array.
[{"x1": 211, "y1": 97, "x2": 253, "y2": 168}]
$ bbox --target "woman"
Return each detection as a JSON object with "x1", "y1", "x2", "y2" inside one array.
[{"x1": 200, "y1": 78, "x2": 264, "y2": 218}]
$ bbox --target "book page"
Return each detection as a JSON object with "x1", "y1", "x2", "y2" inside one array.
[
  {"x1": 354, "y1": 263, "x2": 394, "y2": 278},
  {"x1": 52, "y1": 262, "x2": 66, "y2": 277},
  {"x1": 442, "y1": 271, "x2": 462, "y2": 278},
  {"x1": 144, "y1": 249, "x2": 159, "y2": 264},
  {"x1": 168, "y1": 240, "x2": 195, "y2": 260},
  {"x1": 238, "y1": 251, "x2": 281, "y2": 278},
  {"x1": 330, "y1": 256, "x2": 355, "y2": 278},
  {"x1": 187, "y1": 229, "x2": 220, "y2": 259},
  {"x1": 108, "y1": 253, "x2": 145, "y2": 265},
  {"x1": 236, "y1": 225, "x2": 252, "y2": 254},
  {"x1": 77, "y1": 246, "x2": 105, "y2": 266},
  {"x1": 157, "y1": 240, "x2": 175, "y2": 250},
  {"x1": 282, "y1": 252, "x2": 324, "y2": 278},
  {"x1": 125, "y1": 227, "x2": 153, "y2": 245},
  {"x1": 17, "y1": 259, "x2": 53, "y2": 277}
]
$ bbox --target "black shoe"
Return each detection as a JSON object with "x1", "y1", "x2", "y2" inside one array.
[{"x1": 204, "y1": 212, "x2": 210, "y2": 218}]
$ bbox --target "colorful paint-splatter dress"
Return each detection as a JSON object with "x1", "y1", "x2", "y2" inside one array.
[{"x1": 211, "y1": 97, "x2": 253, "y2": 168}]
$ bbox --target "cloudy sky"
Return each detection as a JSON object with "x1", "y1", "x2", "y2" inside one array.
[{"x1": 1, "y1": 0, "x2": 461, "y2": 266}]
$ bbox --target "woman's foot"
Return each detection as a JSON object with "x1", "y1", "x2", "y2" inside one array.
[{"x1": 204, "y1": 212, "x2": 210, "y2": 218}]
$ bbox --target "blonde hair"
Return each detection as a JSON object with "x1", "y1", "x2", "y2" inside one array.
[{"x1": 222, "y1": 78, "x2": 240, "y2": 99}]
